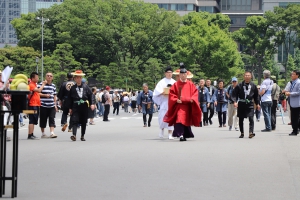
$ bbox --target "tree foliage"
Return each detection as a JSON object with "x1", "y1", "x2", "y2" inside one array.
[
  {"x1": 174, "y1": 12, "x2": 243, "y2": 81},
  {"x1": 232, "y1": 16, "x2": 277, "y2": 84}
]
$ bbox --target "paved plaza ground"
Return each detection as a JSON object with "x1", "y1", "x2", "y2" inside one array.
[{"x1": 2, "y1": 110, "x2": 300, "y2": 200}]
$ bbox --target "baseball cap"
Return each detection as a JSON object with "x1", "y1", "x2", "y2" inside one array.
[
  {"x1": 231, "y1": 77, "x2": 237, "y2": 82},
  {"x1": 105, "y1": 86, "x2": 110, "y2": 90}
]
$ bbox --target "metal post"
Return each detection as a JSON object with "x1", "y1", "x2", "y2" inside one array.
[
  {"x1": 36, "y1": 17, "x2": 49, "y2": 81},
  {"x1": 35, "y1": 57, "x2": 39, "y2": 73}
]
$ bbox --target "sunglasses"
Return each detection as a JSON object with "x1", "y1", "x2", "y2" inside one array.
[
  {"x1": 47, "y1": 75, "x2": 53, "y2": 77},
  {"x1": 232, "y1": 81, "x2": 237, "y2": 82}
]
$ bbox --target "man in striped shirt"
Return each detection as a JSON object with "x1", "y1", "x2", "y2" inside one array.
[{"x1": 38, "y1": 72, "x2": 58, "y2": 138}]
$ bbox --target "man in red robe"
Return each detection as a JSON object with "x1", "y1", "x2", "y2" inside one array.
[{"x1": 164, "y1": 63, "x2": 202, "y2": 141}]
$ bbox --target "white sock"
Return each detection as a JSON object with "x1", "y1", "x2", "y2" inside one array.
[
  {"x1": 42, "y1": 132, "x2": 45, "y2": 136},
  {"x1": 50, "y1": 132, "x2": 54, "y2": 135}
]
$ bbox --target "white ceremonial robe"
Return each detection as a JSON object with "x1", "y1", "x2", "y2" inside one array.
[{"x1": 153, "y1": 77, "x2": 176, "y2": 130}]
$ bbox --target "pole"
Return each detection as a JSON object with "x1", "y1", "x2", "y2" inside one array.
[{"x1": 41, "y1": 17, "x2": 44, "y2": 81}]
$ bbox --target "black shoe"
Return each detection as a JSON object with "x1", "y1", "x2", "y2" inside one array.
[
  {"x1": 261, "y1": 129, "x2": 271, "y2": 132},
  {"x1": 148, "y1": 123, "x2": 151, "y2": 127},
  {"x1": 179, "y1": 137, "x2": 186, "y2": 141},
  {"x1": 209, "y1": 119, "x2": 213, "y2": 125},
  {"x1": 200, "y1": 122, "x2": 202, "y2": 127},
  {"x1": 289, "y1": 132, "x2": 298, "y2": 136},
  {"x1": 239, "y1": 134, "x2": 244, "y2": 138},
  {"x1": 27, "y1": 134, "x2": 38, "y2": 140},
  {"x1": 272, "y1": 128, "x2": 276, "y2": 131},
  {"x1": 103, "y1": 120, "x2": 110, "y2": 122}
]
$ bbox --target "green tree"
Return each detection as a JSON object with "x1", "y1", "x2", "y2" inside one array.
[
  {"x1": 265, "y1": 4, "x2": 300, "y2": 83},
  {"x1": 287, "y1": 54, "x2": 296, "y2": 72},
  {"x1": 232, "y1": 16, "x2": 277, "y2": 84},
  {"x1": 0, "y1": 46, "x2": 40, "y2": 76},
  {"x1": 182, "y1": 12, "x2": 231, "y2": 31},
  {"x1": 174, "y1": 12, "x2": 243, "y2": 82}
]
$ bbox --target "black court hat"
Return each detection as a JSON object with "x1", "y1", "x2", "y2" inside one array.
[
  {"x1": 179, "y1": 62, "x2": 187, "y2": 73},
  {"x1": 165, "y1": 66, "x2": 173, "y2": 72}
]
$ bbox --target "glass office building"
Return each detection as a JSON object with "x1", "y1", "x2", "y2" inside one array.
[{"x1": 0, "y1": 0, "x2": 63, "y2": 47}]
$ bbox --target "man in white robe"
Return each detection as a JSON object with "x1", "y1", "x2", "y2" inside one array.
[{"x1": 153, "y1": 66, "x2": 176, "y2": 139}]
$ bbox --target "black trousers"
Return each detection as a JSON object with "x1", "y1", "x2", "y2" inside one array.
[
  {"x1": 290, "y1": 106, "x2": 300, "y2": 133},
  {"x1": 71, "y1": 103, "x2": 88, "y2": 137},
  {"x1": 103, "y1": 104, "x2": 110, "y2": 121},
  {"x1": 271, "y1": 100, "x2": 277, "y2": 130},
  {"x1": 113, "y1": 102, "x2": 120, "y2": 115},
  {"x1": 143, "y1": 114, "x2": 153, "y2": 126},
  {"x1": 208, "y1": 103, "x2": 215, "y2": 120},
  {"x1": 239, "y1": 116, "x2": 254, "y2": 134},
  {"x1": 203, "y1": 112, "x2": 208, "y2": 124},
  {"x1": 61, "y1": 104, "x2": 73, "y2": 129},
  {"x1": 218, "y1": 111, "x2": 227, "y2": 126}
]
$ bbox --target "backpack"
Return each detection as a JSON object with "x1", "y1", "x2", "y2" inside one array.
[
  {"x1": 101, "y1": 93, "x2": 106, "y2": 104},
  {"x1": 271, "y1": 83, "x2": 280, "y2": 100}
]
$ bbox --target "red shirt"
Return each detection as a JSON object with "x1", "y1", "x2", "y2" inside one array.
[{"x1": 29, "y1": 82, "x2": 41, "y2": 106}]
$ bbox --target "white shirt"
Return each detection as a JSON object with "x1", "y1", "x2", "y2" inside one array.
[
  {"x1": 260, "y1": 78, "x2": 273, "y2": 102},
  {"x1": 153, "y1": 77, "x2": 176, "y2": 110}
]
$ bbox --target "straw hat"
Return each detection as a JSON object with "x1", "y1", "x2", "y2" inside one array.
[
  {"x1": 71, "y1": 70, "x2": 85, "y2": 76},
  {"x1": 187, "y1": 71, "x2": 193, "y2": 79},
  {"x1": 173, "y1": 69, "x2": 180, "y2": 75}
]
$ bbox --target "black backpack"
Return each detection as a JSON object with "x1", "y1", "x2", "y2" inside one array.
[{"x1": 101, "y1": 94, "x2": 106, "y2": 103}]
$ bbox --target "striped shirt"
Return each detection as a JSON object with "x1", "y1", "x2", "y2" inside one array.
[{"x1": 38, "y1": 82, "x2": 57, "y2": 108}]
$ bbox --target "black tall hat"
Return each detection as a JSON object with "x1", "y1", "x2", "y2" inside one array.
[
  {"x1": 165, "y1": 66, "x2": 173, "y2": 72},
  {"x1": 179, "y1": 62, "x2": 187, "y2": 73}
]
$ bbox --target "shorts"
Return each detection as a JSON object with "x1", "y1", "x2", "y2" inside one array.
[
  {"x1": 39, "y1": 106, "x2": 56, "y2": 128},
  {"x1": 29, "y1": 106, "x2": 40, "y2": 125}
]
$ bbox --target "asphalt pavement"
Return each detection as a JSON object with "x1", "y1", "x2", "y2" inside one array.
[{"x1": 2, "y1": 109, "x2": 300, "y2": 200}]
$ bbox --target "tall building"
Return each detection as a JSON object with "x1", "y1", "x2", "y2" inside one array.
[
  {"x1": 0, "y1": 0, "x2": 63, "y2": 48},
  {"x1": 150, "y1": 0, "x2": 220, "y2": 15},
  {"x1": 221, "y1": 0, "x2": 263, "y2": 32},
  {"x1": 0, "y1": 0, "x2": 21, "y2": 46}
]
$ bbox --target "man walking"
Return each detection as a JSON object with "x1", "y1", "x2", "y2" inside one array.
[
  {"x1": 164, "y1": 64, "x2": 201, "y2": 141},
  {"x1": 153, "y1": 66, "x2": 176, "y2": 139},
  {"x1": 227, "y1": 77, "x2": 239, "y2": 131},
  {"x1": 270, "y1": 76, "x2": 280, "y2": 131},
  {"x1": 283, "y1": 70, "x2": 300, "y2": 136},
  {"x1": 213, "y1": 79, "x2": 228, "y2": 128},
  {"x1": 137, "y1": 83, "x2": 154, "y2": 127},
  {"x1": 205, "y1": 79, "x2": 216, "y2": 125},
  {"x1": 232, "y1": 72, "x2": 260, "y2": 139},
  {"x1": 259, "y1": 70, "x2": 273, "y2": 132},
  {"x1": 28, "y1": 72, "x2": 46, "y2": 139},
  {"x1": 68, "y1": 70, "x2": 95, "y2": 141},
  {"x1": 103, "y1": 86, "x2": 112, "y2": 122},
  {"x1": 112, "y1": 90, "x2": 120, "y2": 115},
  {"x1": 38, "y1": 72, "x2": 58, "y2": 138},
  {"x1": 198, "y1": 79, "x2": 211, "y2": 127},
  {"x1": 96, "y1": 89, "x2": 104, "y2": 117},
  {"x1": 57, "y1": 72, "x2": 75, "y2": 132}
]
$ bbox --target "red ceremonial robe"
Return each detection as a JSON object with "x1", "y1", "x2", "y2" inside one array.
[{"x1": 164, "y1": 80, "x2": 201, "y2": 127}]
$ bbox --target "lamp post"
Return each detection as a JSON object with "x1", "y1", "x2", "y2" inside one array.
[
  {"x1": 36, "y1": 16, "x2": 50, "y2": 81},
  {"x1": 35, "y1": 57, "x2": 39, "y2": 73}
]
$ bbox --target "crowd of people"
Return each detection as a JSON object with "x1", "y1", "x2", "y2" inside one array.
[{"x1": 1, "y1": 65, "x2": 299, "y2": 142}]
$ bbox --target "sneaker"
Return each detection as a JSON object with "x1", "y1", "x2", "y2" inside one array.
[
  {"x1": 168, "y1": 134, "x2": 174, "y2": 140},
  {"x1": 41, "y1": 134, "x2": 49, "y2": 139},
  {"x1": 28, "y1": 134, "x2": 38, "y2": 140},
  {"x1": 68, "y1": 129, "x2": 72, "y2": 132},
  {"x1": 229, "y1": 126, "x2": 232, "y2": 131},
  {"x1": 50, "y1": 133, "x2": 57, "y2": 138},
  {"x1": 61, "y1": 123, "x2": 68, "y2": 132},
  {"x1": 159, "y1": 130, "x2": 164, "y2": 138},
  {"x1": 6, "y1": 137, "x2": 11, "y2": 141},
  {"x1": 235, "y1": 127, "x2": 239, "y2": 131},
  {"x1": 20, "y1": 123, "x2": 25, "y2": 127},
  {"x1": 89, "y1": 121, "x2": 95, "y2": 125}
]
